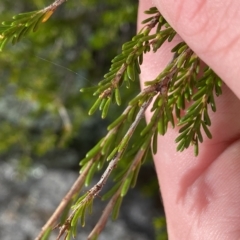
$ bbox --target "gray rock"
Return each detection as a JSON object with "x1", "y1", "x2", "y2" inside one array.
[{"x1": 0, "y1": 162, "x2": 157, "y2": 240}]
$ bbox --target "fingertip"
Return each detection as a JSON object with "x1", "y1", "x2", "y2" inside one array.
[{"x1": 152, "y1": 0, "x2": 240, "y2": 99}]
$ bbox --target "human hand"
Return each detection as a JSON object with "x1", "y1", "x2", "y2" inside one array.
[{"x1": 138, "y1": 1, "x2": 240, "y2": 239}]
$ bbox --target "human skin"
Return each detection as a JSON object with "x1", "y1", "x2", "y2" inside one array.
[{"x1": 138, "y1": 1, "x2": 240, "y2": 239}]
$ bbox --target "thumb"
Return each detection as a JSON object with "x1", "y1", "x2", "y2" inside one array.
[{"x1": 154, "y1": 0, "x2": 240, "y2": 99}]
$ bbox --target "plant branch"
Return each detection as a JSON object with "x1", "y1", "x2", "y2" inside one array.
[
  {"x1": 35, "y1": 160, "x2": 93, "y2": 240},
  {"x1": 57, "y1": 98, "x2": 152, "y2": 239},
  {"x1": 87, "y1": 149, "x2": 147, "y2": 239},
  {"x1": 44, "y1": 0, "x2": 68, "y2": 12}
]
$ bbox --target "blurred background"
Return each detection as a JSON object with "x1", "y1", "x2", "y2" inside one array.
[{"x1": 0, "y1": 1, "x2": 167, "y2": 239}]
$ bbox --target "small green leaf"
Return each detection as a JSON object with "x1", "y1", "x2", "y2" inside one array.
[
  {"x1": 121, "y1": 172, "x2": 134, "y2": 197},
  {"x1": 203, "y1": 108, "x2": 211, "y2": 126},
  {"x1": 88, "y1": 98, "x2": 102, "y2": 115},
  {"x1": 192, "y1": 87, "x2": 207, "y2": 101},
  {"x1": 97, "y1": 156, "x2": 105, "y2": 170},
  {"x1": 122, "y1": 40, "x2": 136, "y2": 50},
  {"x1": 202, "y1": 121, "x2": 212, "y2": 139},
  {"x1": 111, "y1": 56, "x2": 126, "y2": 67},
  {"x1": 89, "y1": 233, "x2": 99, "y2": 240},
  {"x1": 107, "y1": 147, "x2": 118, "y2": 161},
  {"x1": 102, "y1": 182, "x2": 122, "y2": 200},
  {"x1": 74, "y1": 193, "x2": 88, "y2": 206},
  {"x1": 71, "y1": 206, "x2": 82, "y2": 227},
  {"x1": 184, "y1": 104, "x2": 203, "y2": 121},
  {"x1": 177, "y1": 94, "x2": 185, "y2": 110},
  {"x1": 177, "y1": 53, "x2": 187, "y2": 68},
  {"x1": 81, "y1": 204, "x2": 87, "y2": 227},
  {"x1": 128, "y1": 93, "x2": 144, "y2": 106},
  {"x1": 80, "y1": 85, "x2": 99, "y2": 93},
  {"x1": 208, "y1": 93, "x2": 216, "y2": 112},
  {"x1": 196, "y1": 128, "x2": 203, "y2": 143},
  {"x1": 186, "y1": 99, "x2": 202, "y2": 113},
  {"x1": 127, "y1": 64, "x2": 135, "y2": 81},
  {"x1": 165, "y1": 105, "x2": 174, "y2": 128},
  {"x1": 152, "y1": 37, "x2": 166, "y2": 52},
  {"x1": 134, "y1": 59, "x2": 141, "y2": 74},
  {"x1": 85, "y1": 162, "x2": 98, "y2": 187},
  {"x1": 140, "y1": 122, "x2": 154, "y2": 136},
  {"x1": 118, "y1": 134, "x2": 131, "y2": 152},
  {"x1": 152, "y1": 130, "x2": 158, "y2": 154},
  {"x1": 144, "y1": 7, "x2": 158, "y2": 14},
  {"x1": 215, "y1": 83, "x2": 222, "y2": 96},
  {"x1": 87, "y1": 199, "x2": 93, "y2": 215},
  {"x1": 141, "y1": 16, "x2": 154, "y2": 24},
  {"x1": 60, "y1": 200, "x2": 73, "y2": 224},
  {"x1": 157, "y1": 113, "x2": 165, "y2": 135},
  {"x1": 16, "y1": 27, "x2": 28, "y2": 42},
  {"x1": 171, "y1": 42, "x2": 185, "y2": 53},
  {"x1": 178, "y1": 114, "x2": 194, "y2": 125},
  {"x1": 101, "y1": 133, "x2": 116, "y2": 155},
  {"x1": 79, "y1": 155, "x2": 92, "y2": 166},
  {"x1": 217, "y1": 78, "x2": 222, "y2": 87},
  {"x1": 41, "y1": 228, "x2": 51, "y2": 240},
  {"x1": 138, "y1": 53, "x2": 143, "y2": 65},
  {"x1": 179, "y1": 121, "x2": 193, "y2": 133},
  {"x1": 168, "y1": 31, "x2": 176, "y2": 42},
  {"x1": 93, "y1": 83, "x2": 112, "y2": 96},
  {"x1": 111, "y1": 53, "x2": 126, "y2": 63},
  {"x1": 103, "y1": 69, "x2": 119, "y2": 79},
  {"x1": 66, "y1": 231, "x2": 72, "y2": 240},
  {"x1": 102, "y1": 98, "x2": 111, "y2": 119},
  {"x1": 177, "y1": 44, "x2": 188, "y2": 54},
  {"x1": 112, "y1": 196, "x2": 123, "y2": 220},
  {"x1": 132, "y1": 33, "x2": 144, "y2": 41},
  {"x1": 107, "y1": 114, "x2": 126, "y2": 130},
  {"x1": 114, "y1": 88, "x2": 121, "y2": 106},
  {"x1": 131, "y1": 161, "x2": 141, "y2": 188},
  {"x1": 176, "y1": 139, "x2": 185, "y2": 152},
  {"x1": 140, "y1": 146, "x2": 150, "y2": 165},
  {"x1": 99, "y1": 98, "x2": 107, "y2": 111},
  {"x1": 140, "y1": 133, "x2": 152, "y2": 150},
  {"x1": 175, "y1": 128, "x2": 190, "y2": 143},
  {"x1": 123, "y1": 71, "x2": 131, "y2": 89},
  {"x1": 175, "y1": 105, "x2": 181, "y2": 120},
  {"x1": 33, "y1": 13, "x2": 45, "y2": 32},
  {"x1": 0, "y1": 37, "x2": 8, "y2": 51},
  {"x1": 24, "y1": 13, "x2": 40, "y2": 27},
  {"x1": 12, "y1": 11, "x2": 38, "y2": 20},
  {"x1": 184, "y1": 130, "x2": 194, "y2": 149},
  {"x1": 11, "y1": 35, "x2": 17, "y2": 45},
  {"x1": 194, "y1": 138, "x2": 199, "y2": 156},
  {"x1": 2, "y1": 21, "x2": 13, "y2": 26},
  {"x1": 85, "y1": 139, "x2": 103, "y2": 159},
  {"x1": 127, "y1": 106, "x2": 137, "y2": 123},
  {"x1": 122, "y1": 47, "x2": 134, "y2": 55}
]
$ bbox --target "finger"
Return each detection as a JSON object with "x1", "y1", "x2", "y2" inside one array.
[
  {"x1": 153, "y1": 0, "x2": 240, "y2": 99},
  {"x1": 138, "y1": 1, "x2": 240, "y2": 239}
]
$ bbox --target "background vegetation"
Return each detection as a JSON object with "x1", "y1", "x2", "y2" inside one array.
[
  {"x1": 0, "y1": 1, "x2": 165, "y2": 239},
  {"x1": 0, "y1": 0, "x2": 137, "y2": 167}
]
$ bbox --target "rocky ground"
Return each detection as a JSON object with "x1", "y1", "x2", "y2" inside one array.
[{"x1": 0, "y1": 161, "x2": 162, "y2": 240}]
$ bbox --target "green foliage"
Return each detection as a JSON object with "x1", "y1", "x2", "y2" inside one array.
[
  {"x1": 60, "y1": 7, "x2": 222, "y2": 239},
  {"x1": 1, "y1": 2, "x2": 223, "y2": 240},
  {"x1": 0, "y1": 0, "x2": 137, "y2": 163},
  {"x1": 0, "y1": 9, "x2": 54, "y2": 51},
  {"x1": 153, "y1": 217, "x2": 168, "y2": 240}
]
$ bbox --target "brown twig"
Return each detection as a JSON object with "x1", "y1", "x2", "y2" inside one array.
[
  {"x1": 35, "y1": 160, "x2": 93, "y2": 240},
  {"x1": 57, "y1": 98, "x2": 153, "y2": 239},
  {"x1": 87, "y1": 149, "x2": 147, "y2": 239},
  {"x1": 44, "y1": 0, "x2": 68, "y2": 12}
]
